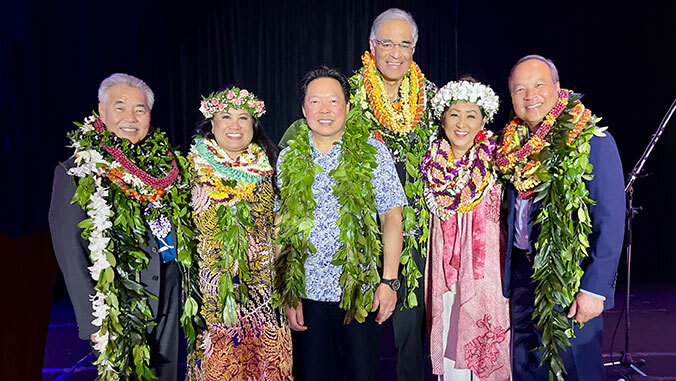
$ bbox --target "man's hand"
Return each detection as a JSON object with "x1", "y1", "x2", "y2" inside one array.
[
  {"x1": 372, "y1": 283, "x2": 397, "y2": 324},
  {"x1": 285, "y1": 301, "x2": 308, "y2": 331},
  {"x1": 567, "y1": 292, "x2": 604, "y2": 323}
]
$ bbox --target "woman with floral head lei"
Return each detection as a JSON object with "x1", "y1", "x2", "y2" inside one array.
[
  {"x1": 420, "y1": 76, "x2": 510, "y2": 380},
  {"x1": 185, "y1": 86, "x2": 292, "y2": 380}
]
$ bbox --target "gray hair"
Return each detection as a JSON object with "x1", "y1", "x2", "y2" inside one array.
[
  {"x1": 369, "y1": 8, "x2": 418, "y2": 45},
  {"x1": 98, "y1": 73, "x2": 155, "y2": 110},
  {"x1": 509, "y1": 54, "x2": 559, "y2": 86}
]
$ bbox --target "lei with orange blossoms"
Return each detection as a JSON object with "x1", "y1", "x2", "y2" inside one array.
[
  {"x1": 349, "y1": 51, "x2": 436, "y2": 309},
  {"x1": 495, "y1": 90, "x2": 607, "y2": 380},
  {"x1": 495, "y1": 90, "x2": 594, "y2": 199},
  {"x1": 358, "y1": 51, "x2": 426, "y2": 138}
]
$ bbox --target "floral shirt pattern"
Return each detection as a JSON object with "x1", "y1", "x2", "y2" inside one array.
[{"x1": 277, "y1": 130, "x2": 407, "y2": 302}]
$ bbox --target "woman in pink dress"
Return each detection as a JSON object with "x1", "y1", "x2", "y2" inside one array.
[{"x1": 421, "y1": 77, "x2": 510, "y2": 380}]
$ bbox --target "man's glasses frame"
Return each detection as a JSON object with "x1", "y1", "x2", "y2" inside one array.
[{"x1": 371, "y1": 39, "x2": 415, "y2": 52}]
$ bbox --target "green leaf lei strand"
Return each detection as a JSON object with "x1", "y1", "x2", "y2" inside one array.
[
  {"x1": 275, "y1": 122, "x2": 320, "y2": 310},
  {"x1": 214, "y1": 200, "x2": 253, "y2": 325},
  {"x1": 496, "y1": 93, "x2": 605, "y2": 380},
  {"x1": 68, "y1": 114, "x2": 203, "y2": 381},
  {"x1": 189, "y1": 138, "x2": 273, "y2": 326},
  {"x1": 275, "y1": 114, "x2": 382, "y2": 324}
]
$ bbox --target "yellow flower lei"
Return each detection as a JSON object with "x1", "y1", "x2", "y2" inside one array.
[
  {"x1": 361, "y1": 51, "x2": 426, "y2": 136},
  {"x1": 189, "y1": 139, "x2": 269, "y2": 205},
  {"x1": 198, "y1": 165, "x2": 256, "y2": 203}
]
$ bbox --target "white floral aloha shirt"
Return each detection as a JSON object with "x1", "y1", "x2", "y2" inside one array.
[{"x1": 277, "y1": 130, "x2": 407, "y2": 302}]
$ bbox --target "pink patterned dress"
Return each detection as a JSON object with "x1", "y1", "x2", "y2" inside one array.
[{"x1": 425, "y1": 183, "x2": 511, "y2": 380}]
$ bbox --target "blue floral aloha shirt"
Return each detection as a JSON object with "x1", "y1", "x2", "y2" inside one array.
[{"x1": 277, "y1": 130, "x2": 407, "y2": 302}]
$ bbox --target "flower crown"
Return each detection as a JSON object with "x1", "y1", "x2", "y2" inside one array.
[
  {"x1": 431, "y1": 80, "x2": 499, "y2": 122},
  {"x1": 199, "y1": 87, "x2": 266, "y2": 119}
]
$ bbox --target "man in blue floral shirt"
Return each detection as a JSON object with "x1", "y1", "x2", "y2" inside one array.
[{"x1": 276, "y1": 66, "x2": 406, "y2": 380}]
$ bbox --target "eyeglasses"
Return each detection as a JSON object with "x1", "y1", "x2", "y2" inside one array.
[{"x1": 372, "y1": 39, "x2": 415, "y2": 52}]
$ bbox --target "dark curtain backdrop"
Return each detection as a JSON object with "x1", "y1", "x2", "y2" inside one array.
[{"x1": 1, "y1": 0, "x2": 675, "y2": 376}]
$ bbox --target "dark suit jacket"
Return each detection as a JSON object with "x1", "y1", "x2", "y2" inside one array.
[
  {"x1": 49, "y1": 157, "x2": 168, "y2": 339},
  {"x1": 503, "y1": 132, "x2": 625, "y2": 309}
]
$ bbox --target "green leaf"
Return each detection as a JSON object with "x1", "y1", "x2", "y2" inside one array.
[{"x1": 77, "y1": 218, "x2": 94, "y2": 229}]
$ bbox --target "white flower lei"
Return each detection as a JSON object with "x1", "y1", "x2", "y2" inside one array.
[
  {"x1": 431, "y1": 80, "x2": 500, "y2": 121},
  {"x1": 68, "y1": 117, "x2": 119, "y2": 358}
]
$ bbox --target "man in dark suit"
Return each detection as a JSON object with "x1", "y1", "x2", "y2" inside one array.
[
  {"x1": 499, "y1": 55, "x2": 625, "y2": 380},
  {"x1": 49, "y1": 73, "x2": 182, "y2": 380}
]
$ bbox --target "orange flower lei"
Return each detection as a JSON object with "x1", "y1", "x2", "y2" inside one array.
[
  {"x1": 566, "y1": 103, "x2": 593, "y2": 145},
  {"x1": 361, "y1": 51, "x2": 426, "y2": 136},
  {"x1": 495, "y1": 90, "x2": 596, "y2": 198},
  {"x1": 495, "y1": 90, "x2": 569, "y2": 197},
  {"x1": 104, "y1": 166, "x2": 166, "y2": 202}
]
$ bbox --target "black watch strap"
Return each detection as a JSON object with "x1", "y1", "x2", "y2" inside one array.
[{"x1": 381, "y1": 278, "x2": 401, "y2": 291}]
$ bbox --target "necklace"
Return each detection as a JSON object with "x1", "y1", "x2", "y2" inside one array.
[
  {"x1": 494, "y1": 90, "x2": 568, "y2": 198},
  {"x1": 191, "y1": 137, "x2": 271, "y2": 204},
  {"x1": 421, "y1": 129, "x2": 496, "y2": 218},
  {"x1": 196, "y1": 136, "x2": 273, "y2": 181},
  {"x1": 92, "y1": 117, "x2": 179, "y2": 190},
  {"x1": 360, "y1": 51, "x2": 426, "y2": 137}
]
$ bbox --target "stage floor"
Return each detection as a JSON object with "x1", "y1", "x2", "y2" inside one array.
[{"x1": 42, "y1": 284, "x2": 676, "y2": 380}]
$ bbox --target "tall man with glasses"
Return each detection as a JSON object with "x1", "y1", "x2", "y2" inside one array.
[{"x1": 281, "y1": 8, "x2": 437, "y2": 381}]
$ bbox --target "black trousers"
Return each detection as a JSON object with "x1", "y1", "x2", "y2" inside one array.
[
  {"x1": 147, "y1": 260, "x2": 180, "y2": 381},
  {"x1": 391, "y1": 243, "x2": 425, "y2": 381},
  {"x1": 511, "y1": 248, "x2": 605, "y2": 381},
  {"x1": 292, "y1": 299, "x2": 380, "y2": 381}
]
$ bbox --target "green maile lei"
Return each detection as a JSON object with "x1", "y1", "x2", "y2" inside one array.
[
  {"x1": 68, "y1": 114, "x2": 204, "y2": 381},
  {"x1": 189, "y1": 137, "x2": 273, "y2": 326},
  {"x1": 349, "y1": 70, "x2": 435, "y2": 308},
  {"x1": 275, "y1": 112, "x2": 382, "y2": 324},
  {"x1": 498, "y1": 93, "x2": 607, "y2": 380}
]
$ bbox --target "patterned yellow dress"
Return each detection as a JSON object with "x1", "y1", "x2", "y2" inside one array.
[{"x1": 186, "y1": 137, "x2": 292, "y2": 381}]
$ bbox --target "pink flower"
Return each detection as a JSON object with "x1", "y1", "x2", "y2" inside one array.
[
  {"x1": 201, "y1": 101, "x2": 208, "y2": 109},
  {"x1": 226, "y1": 91, "x2": 235, "y2": 99},
  {"x1": 240, "y1": 89, "x2": 249, "y2": 97},
  {"x1": 211, "y1": 97, "x2": 219, "y2": 105},
  {"x1": 218, "y1": 103, "x2": 225, "y2": 110},
  {"x1": 248, "y1": 100, "x2": 255, "y2": 108},
  {"x1": 474, "y1": 129, "x2": 487, "y2": 143},
  {"x1": 232, "y1": 98, "x2": 242, "y2": 106},
  {"x1": 191, "y1": 186, "x2": 210, "y2": 214}
]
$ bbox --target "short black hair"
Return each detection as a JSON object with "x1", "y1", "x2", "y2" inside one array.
[{"x1": 299, "y1": 66, "x2": 350, "y2": 104}]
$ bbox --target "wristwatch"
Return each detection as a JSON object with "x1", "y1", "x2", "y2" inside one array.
[{"x1": 381, "y1": 278, "x2": 401, "y2": 291}]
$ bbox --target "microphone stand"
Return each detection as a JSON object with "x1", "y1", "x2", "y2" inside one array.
[{"x1": 604, "y1": 98, "x2": 676, "y2": 377}]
